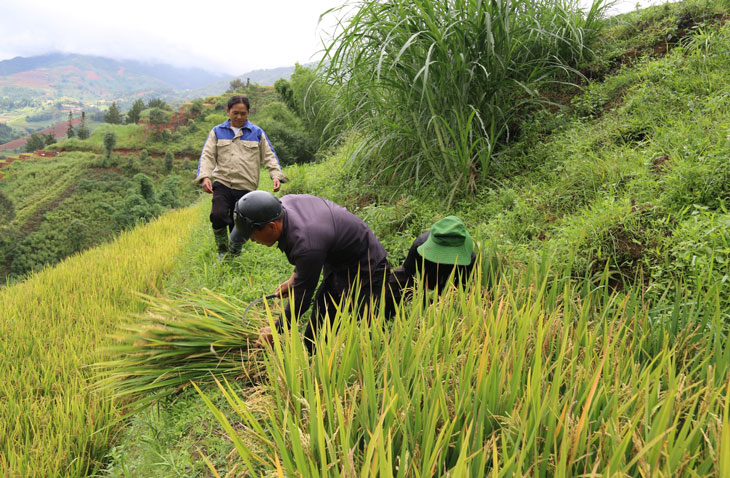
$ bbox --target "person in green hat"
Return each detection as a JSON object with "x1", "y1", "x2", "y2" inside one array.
[{"x1": 385, "y1": 215, "x2": 476, "y2": 316}]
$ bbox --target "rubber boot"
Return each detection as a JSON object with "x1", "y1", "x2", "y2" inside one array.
[
  {"x1": 228, "y1": 241, "x2": 242, "y2": 257},
  {"x1": 213, "y1": 227, "x2": 228, "y2": 261}
]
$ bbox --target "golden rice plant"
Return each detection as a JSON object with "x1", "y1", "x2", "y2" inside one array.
[
  {"x1": 94, "y1": 289, "x2": 270, "y2": 412},
  {"x1": 0, "y1": 202, "x2": 204, "y2": 477},
  {"x1": 198, "y1": 259, "x2": 730, "y2": 476}
]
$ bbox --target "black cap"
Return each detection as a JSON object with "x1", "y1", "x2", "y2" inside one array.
[{"x1": 230, "y1": 191, "x2": 283, "y2": 245}]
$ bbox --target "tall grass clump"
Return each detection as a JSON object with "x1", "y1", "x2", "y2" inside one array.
[
  {"x1": 321, "y1": 0, "x2": 610, "y2": 196},
  {"x1": 198, "y1": 258, "x2": 730, "y2": 476},
  {"x1": 0, "y1": 202, "x2": 203, "y2": 477}
]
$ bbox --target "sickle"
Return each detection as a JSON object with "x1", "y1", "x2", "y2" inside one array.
[{"x1": 241, "y1": 293, "x2": 278, "y2": 325}]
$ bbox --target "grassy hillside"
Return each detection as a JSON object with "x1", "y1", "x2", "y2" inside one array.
[
  {"x1": 0, "y1": 150, "x2": 198, "y2": 283},
  {"x1": 2, "y1": 0, "x2": 730, "y2": 476}
]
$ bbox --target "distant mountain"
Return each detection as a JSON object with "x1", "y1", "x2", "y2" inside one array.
[
  {"x1": 189, "y1": 64, "x2": 314, "y2": 99},
  {"x1": 0, "y1": 53, "x2": 310, "y2": 106},
  {"x1": 0, "y1": 53, "x2": 231, "y2": 103}
]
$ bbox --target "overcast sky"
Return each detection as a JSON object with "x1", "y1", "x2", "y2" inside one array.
[{"x1": 0, "y1": 0, "x2": 673, "y2": 76}]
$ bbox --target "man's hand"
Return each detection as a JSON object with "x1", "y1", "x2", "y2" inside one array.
[
  {"x1": 275, "y1": 274, "x2": 295, "y2": 299},
  {"x1": 272, "y1": 178, "x2": 281, "y2": 192},
  {"x1": 254, "y1": 326, "x2": 274, "y2": 349},
  {"x1": 201, "y1": 177, "x2": 213, "y2": 194}
]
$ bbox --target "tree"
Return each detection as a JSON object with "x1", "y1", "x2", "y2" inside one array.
[
  {"x1": 227, "y1": 78, "x2": 245, "y2": 92},
  {"x1": 66, "y1": 111, "x2": 75, "y2": 139},
  {"x1": 164, "y1": 151, "x2": 174, "y2": 173},
  {"x1": 24, "y1": 133, "x2": 46, "y2": 152},
  {"x1": 189, "y1": 99, "x2": 203, "y2": 116},
  {"x1": 148, "y1": 108, "x2": 171, "y2": 141},
  {"x1": 0, "y1": 123, "x2": 19, "y2": 143},
  {"x1": 275, "y1": 78, "x2": 298, "y2": 114},
  {"x1": 0, "y1": 190, "x2": 15, "y2": 225},
  {"x1": 125, "y1": 99, "x2": 145, "y2": 124},
  {"x1": 134, "y1": 173, "x2": 157, "y2": 203},
  {"x1": 147, "y1": 98, "x2": 169, "y2": 110},
  {"x1": 42, "y1": 133, "x2": 56, "y2": 146},
  {"x1": 158, "y1": 175, "x2": 181, "y2": 208},
  {"x1": 76, "y1": 112, "x2": 90, "y2": 140},
  {"x1": 65, "y1": 219, "x2": 89, "y2": 254},
  {"x1": 104, "y1": 102, "x2": 122, "y2": 124},
  {"x1": 103, "y1": 131, "x2": 117, "y2": 158},
  {"x1": 148, "y1": 108, "x2": 168, "y2": 126}
]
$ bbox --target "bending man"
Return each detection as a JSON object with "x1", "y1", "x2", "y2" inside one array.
[{"x1": 230, "y1": 191, "x2": 388, "y2": 352}]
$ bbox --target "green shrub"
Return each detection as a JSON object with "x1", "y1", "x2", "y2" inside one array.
[
  {"x1": 0, "y1": 190, "x2": 15, "y2": 224},
  {"x1": 660, "y1": 151, "x2": 730, "y2": 212},
  {"x1": 11, "y1": 224, "x2": 68, "y2": 275},
  {"x1": 255, "y1": 102, "x2": 318, "y2": 165},
  {"x1": 659, "y1": 206, "x2": 730, "y2": 301}
]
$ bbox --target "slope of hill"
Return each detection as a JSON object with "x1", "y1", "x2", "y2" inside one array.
[
  {"x1": 4, "y1": 1, "x2": 730, "y2": 476},
  {"x1": 0, "y1": 150, "x2": 199, "y2": 282},
  {"x1": 0, "y1": 202, "x2": 204, "y2": 477}
]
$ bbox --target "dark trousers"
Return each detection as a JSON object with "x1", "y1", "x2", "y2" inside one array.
[
  {"x1": 210, "y1": 182, "x2": 250, "y2": 231},
  {"x1": 304, "y1": 258, "x2": 389, "y2": 353}
]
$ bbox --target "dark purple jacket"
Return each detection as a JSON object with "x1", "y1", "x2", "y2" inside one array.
[{"x1": 277, "y1": 194, "x2": 387, "y2": 321}]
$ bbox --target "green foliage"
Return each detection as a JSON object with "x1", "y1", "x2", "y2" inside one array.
[
  {"x1": 189, "y1": 99, "x2": 203, "y2": 116},
  {"x1": 24, "y1": 133, "x2": 47, "y2": 152},
  {"x1": 65, "y1": 219, "x2": 90, "y2": 254},
  {"x1": 0, "y1": 226, "x2": 19, "y2": 267},
  {"x1": 660, "y1": 206, "x2": 730, "y2": 301},
  {"x1": 43, "y1": 133, "x2": 56, "y2": 146},
  {"x1": 148, "y1": 108, "x2": 170, "y2": 125},
  {"x1": 289, "y1": 64, "x2": 340, "y2": 146},
  {"x1": 147, "y1": 98, "x2": 169, "y2": 110},
  {"x1": 104, "y1": 102, "x2": 122, "y2": 124},
  {"x1": 157, "y1": 175, "x2": 182, "y2": 208},
  {"x1": 104, "y1": 131, "x2": 117, "y2": 158},
  {"x1": 274, "y1": 78, "x2": 297, "y2": 113},
  {"x1": 255, "y1": 102, "x2": 317, "y2": 165},
  {"x1": 0, "y1": 189, "x2": 16, "y2": 225},
  {"x1": 321, "y1": 0, "x2": 611, "y2": 195},
  {"x1": 227, "y1": 77, "x2": 246, "y2": 92},
  {"x1": 125, "y1": 99, "x2": 145, "y2": 125},
  {"x1": 134, "y1": 173, "x2": 156, "y2": 202},
  {"x1": 11, "y1": 222, "x2": 72, "y2": 275},
  {"x1": 0, "y1": 152, "x2": 197, "y2": 281},
  {"x1": 76, "y1": 111, "x2": 90, "y2": 140},
  {"x1": 0, "y1": 122, "x2": 21, "y2": 143},
  {"x1": 163, "y1": 150, "x2": 173, "y2": 173},
  {"x1": 66, "y1": 111, "x2": 75, "y2": 139}
]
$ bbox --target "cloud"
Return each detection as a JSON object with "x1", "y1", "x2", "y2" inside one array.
[{"x1": 0, "y1": 0, "x2": 343, "y2": 75}]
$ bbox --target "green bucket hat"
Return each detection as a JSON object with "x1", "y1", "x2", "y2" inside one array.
[{"x1": 417, "y1": 216, "x2": 473, "y2": 266}]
